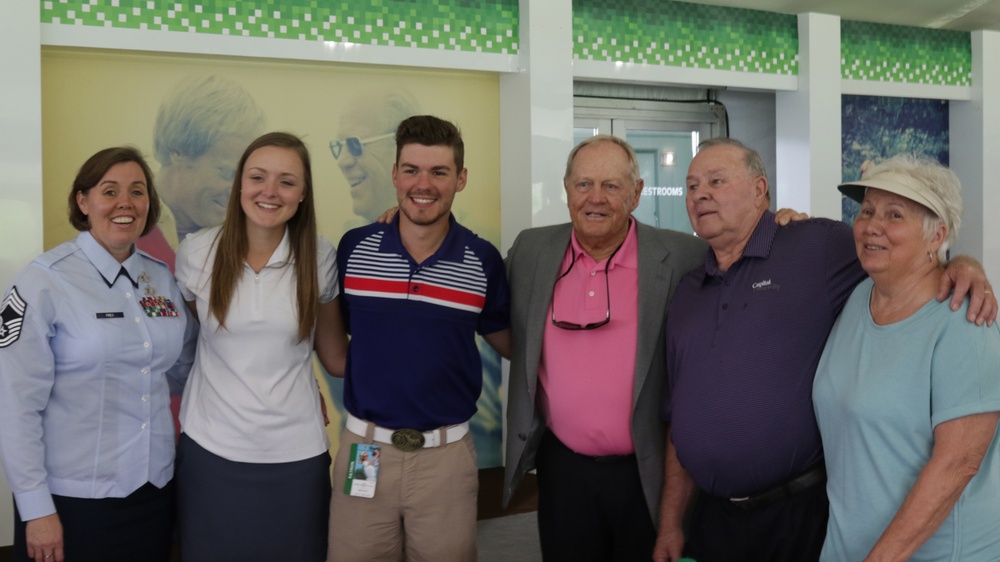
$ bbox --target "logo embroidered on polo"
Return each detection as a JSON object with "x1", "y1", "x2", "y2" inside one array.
[
  {"x1": 751, "y1": 279, "x2": 780, "y2": 292},
  {"x1": 0, "y1": 286, "x2": 27, "y2": 348}
]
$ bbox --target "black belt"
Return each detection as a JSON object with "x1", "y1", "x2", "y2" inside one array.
[
  {"x1": 729, "y1": 464, "x2": 826, "y2": 512},
  {"x1": 545, "y1": 430, "x2": 635, "y2": 464},
  {"x1": 590, "y1": 453, "x2": 634, "y2": 464}
]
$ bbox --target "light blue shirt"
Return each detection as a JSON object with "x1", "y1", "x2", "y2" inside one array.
[
  {"x1": 814, "y1": 278, "x2": 1000, "y2": 561},
  {"x1": 0, "y1": 232, "x2": 196, "y2": 521}
]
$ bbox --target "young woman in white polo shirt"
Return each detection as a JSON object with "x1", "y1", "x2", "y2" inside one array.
[{"x1": 173, "y1": 132, "x2": 347, "y2": 562}]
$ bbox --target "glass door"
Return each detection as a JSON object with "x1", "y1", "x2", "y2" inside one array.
[
  {"x1": 624, "y1": 125, "x2": 700, "y2": 234},
  {"x1": 573, "y1": 98, "x2": 723, "y2": 234}
]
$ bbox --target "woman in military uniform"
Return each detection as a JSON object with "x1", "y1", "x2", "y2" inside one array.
[{"x1": 0, "y1": 147, "x2": 197, "y2": 562}]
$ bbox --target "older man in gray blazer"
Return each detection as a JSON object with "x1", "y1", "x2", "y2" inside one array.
[{"x1": 503, "y1": 135, "x2": 706, "y2": 560}]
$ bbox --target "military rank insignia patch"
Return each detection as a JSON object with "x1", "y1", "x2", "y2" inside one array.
[
  {"x1": 140, "y1": 296, "x2": 180, "y2": 317},
  {"x1": 0, "y1": 286, "x2": 27, "y2": 348}
]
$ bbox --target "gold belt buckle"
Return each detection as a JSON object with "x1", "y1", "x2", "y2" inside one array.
[{"x1": 391, "y1": 428, "x2": 425, "y2": 452}]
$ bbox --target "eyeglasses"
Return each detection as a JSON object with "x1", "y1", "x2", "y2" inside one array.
[
  {"x1": 329, "y1": 132, "x2": 395, "y2": 160},
  {"x1": 550, "y1": 242, "x2": 623, "y2": 330}
]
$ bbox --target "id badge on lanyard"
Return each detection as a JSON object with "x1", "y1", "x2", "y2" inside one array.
[{"x1": 345, "y1": 443, "x2": 381, "y2": 498}]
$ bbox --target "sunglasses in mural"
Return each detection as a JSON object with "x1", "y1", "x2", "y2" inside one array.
[{"x1": 329, "y1": 133, "x2": 395, "y2": 160}]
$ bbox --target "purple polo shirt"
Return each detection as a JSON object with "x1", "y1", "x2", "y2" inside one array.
[{"x1": 663, "y1": 211, "x2": 865, "y2": 498}]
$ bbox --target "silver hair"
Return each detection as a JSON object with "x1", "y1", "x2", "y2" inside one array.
[
  {"x1": 697, "y1": 137, "x2": 769, "y2": 200},
  {"x1": 154, "y1": 75, "x2": 265, "y2": 166},
  {"x1": 564, "y1": 135, "x2": 642, "y2": 184},
  {"x1": 862, "y1": 154, "x2": 963, "y2": 264},
  {"x1": 698, "y1": 137, "x2": 767, "y2": 179}
]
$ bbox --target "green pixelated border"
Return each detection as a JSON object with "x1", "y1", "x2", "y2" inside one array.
[
  {"x1": 572, "y1": 0, "x2": 799, "y2": 76},
  {"x1": 40, "y1": 0, "x2": 519, "y2": 54},
  {"x1": 40, "y1": 1, "x2": 974, "y2": 85},
  {"x1": 841, "y1": 21, "x2": 970, "y2": 86}
]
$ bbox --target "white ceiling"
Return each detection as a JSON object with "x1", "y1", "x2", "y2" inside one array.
[{"x1": 681, "y1": 0, "x2": 1000, "y2": 31}]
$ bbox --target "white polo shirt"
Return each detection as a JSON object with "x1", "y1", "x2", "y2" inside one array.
[{"x1": 175, "y1": 226, "x2": 338, "y2": 463}]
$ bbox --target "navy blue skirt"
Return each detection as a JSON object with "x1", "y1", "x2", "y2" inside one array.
[
  {"x1": 176, "y1": 433, "x2": 331, "y2": 562},
  {"x1": 13, "y1": 481, "x2": 174, "y2": 562}
]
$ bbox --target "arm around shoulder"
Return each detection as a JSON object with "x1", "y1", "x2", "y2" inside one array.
[{"x1": 936, "y1": 255, "x2": 997, "y2": 326}]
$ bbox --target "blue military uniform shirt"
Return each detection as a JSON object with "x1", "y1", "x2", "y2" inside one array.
[{"x1": 0, "y1": 231, "x2": 196, "y2": 520}]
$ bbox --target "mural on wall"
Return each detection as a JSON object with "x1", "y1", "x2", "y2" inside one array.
[
  {"x1": 41, "y1": 49, "x2": 505, "y2": 467},
  {"x1": 135, "y1": 74, "x2": 267, "y2": 271},
  {"x1": 333, "y1": 90, "x2": 422, "y2": 231},
  {"x1": 841, "y1": 95, "x2": 949, "y2": 224}
]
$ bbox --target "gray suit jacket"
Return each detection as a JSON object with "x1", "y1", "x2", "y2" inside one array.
[{"x1": 502, "y1": 221, "x2": 706, "y2": 522}]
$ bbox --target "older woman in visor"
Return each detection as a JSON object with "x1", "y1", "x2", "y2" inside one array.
[{"x1": 813, "y1": 155, "x2": 1000, "y2": 561}]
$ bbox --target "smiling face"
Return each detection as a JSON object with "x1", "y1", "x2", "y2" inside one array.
[
  {"x1": 76, "y1": 161, "x2": 150, "y2": 262},
  {"x1": 564, "y1": 141, "x2": 642, "y2": 258},
  {"x1": 239, "y1": 145, "x2": 307, "y2": 236},
  {"x1": 160, "y1": 133, "x2": 254, "y2": 236},
  {"x1": 685, "y1": 144, "x2": 768, "y2": 252},
  {"x1": 393, "y1": 143, "x2": 467, "y2": 228},
  {"x1": 853, "y1": 187, "x2": 945, "y2": 280},
  {"x1": 335, "y1": 112, "x2": 398, "y2": 221}
]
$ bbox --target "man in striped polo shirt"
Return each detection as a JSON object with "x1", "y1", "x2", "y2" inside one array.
[{"x1": 327, "y1": 115, "x2": 511, "y2": 562}]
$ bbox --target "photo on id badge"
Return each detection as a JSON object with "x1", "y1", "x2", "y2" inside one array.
[{"x1": 346, "y1": 443, "x2": 381, "y2": 498}]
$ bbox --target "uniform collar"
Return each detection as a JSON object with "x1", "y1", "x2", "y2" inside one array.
[{"x1": 77, "y1": 231, "x2": 143, "y2": 288}]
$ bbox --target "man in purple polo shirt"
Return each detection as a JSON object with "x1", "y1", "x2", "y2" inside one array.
[{"x1": 653, "y1": 138, "x2": 996, "y2": 562}]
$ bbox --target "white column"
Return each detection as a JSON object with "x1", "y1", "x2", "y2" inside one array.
[
  {"x1": 774, "y1": 13, "x2": 842, "y2": 219},
  {"x1": 498, "y1": 0, "x2": 574, "y2": 254},
  {"x1": 0, "y1": 2, "x2": 44, "y2": 547},
  {"x1": 497, "y1": 0, "x2": 574, "y2": 467},
  {"x1": 950, "y1": 30, "x2": 1000, "y2": 281}
]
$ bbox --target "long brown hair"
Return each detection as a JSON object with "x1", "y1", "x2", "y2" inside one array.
[{"x1": 208, "y1": 132, "x2": 319, "y2": 342}]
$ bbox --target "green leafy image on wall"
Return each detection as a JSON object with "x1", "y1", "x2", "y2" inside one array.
[{"x1": 841, "y1": 95, "x2": 949, "y2": 223}]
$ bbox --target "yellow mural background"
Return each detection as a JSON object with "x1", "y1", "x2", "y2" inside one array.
[{"x1": 40, "y1": 47, "x2": 504, "y2": 466}]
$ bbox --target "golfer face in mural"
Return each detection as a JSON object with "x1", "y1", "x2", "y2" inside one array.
[
  {"x1": 154, "y1": 74, "x2": 266, "y2": 241},
  {"x1": 331, "y1": 90, "x2": 420, "y2": 221},
  {"x1": 160, "y1": 135, "x2": 252, "y2": 234}
]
